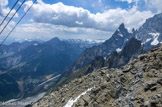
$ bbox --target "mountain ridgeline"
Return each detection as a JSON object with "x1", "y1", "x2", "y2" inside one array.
[{"x1": 0, "y1": 13, "x2": 162, "y2": 104}]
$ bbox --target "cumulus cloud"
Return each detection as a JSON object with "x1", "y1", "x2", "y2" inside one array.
[
  {"x1": 0, "y1": 0, "x2": 18, "y2": 17},
  {"x1": 24, "y1": 0, "x2": 153, "y2": 32},
  {"x1": 118, "y1": 0, "x2": 162, "y2": 13},
  {"x1": 0, "y1": 0, "x2": 18, "y2": 41},
  {"x1": 8, "y1": 23, "x2": 111, "y2": 42},
  {"x1": 116, "y1": 0, "x2": 140, "y2": 4},
  {"x1": 0, "y1": 0, "x2": 18, "y2": 34},
  {"x1": 0, "y1": 0, "x2": 9, "y2": 16},
  {"x1": 117, "y1": 0, "x2": 133, "y2": 4},
  {"x1": 147, "y1": 0, "x2": 162, "y2": 13}
]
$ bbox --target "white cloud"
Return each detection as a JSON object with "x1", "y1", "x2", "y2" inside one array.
[
  {"x1": 0, "y1": 0, "x2": 18, "y2": 17},
  {"x1": 24, "y1": 1, "x2": 153, "y2": 32},
  {"x1": 7, "y1": 23, "x2": 111, "y2": 42},
  {"x1": 147, "y1": 0, "x2": 162, "y2": 13},
  {"x1": 118, "y1": 0, "x2": 162, "y2": 13},
  {"x1": 0, "y1": 0, "x2": 9, "y2": 16},
  {"x1": 0, "y1": 0, "x2": 18, "y2": 38},
  {"x1": 116, "y1": 0, "x2": 140, "y2": 5},
  {"x1": 98, "y1": 0, "x2": 102, "y2": 4},
  {"x1": 118, "y1": 0, "x2": 133, "y2": 4},
  {"x1": 0, "y1": 0, "x2": 19, "y2": 42},
  {"x1": 75, "y1": 21, "x2": 83, "y2": 25},
  {"x1": 0, "y1": 0, "x2": 8, "y2": 7}
]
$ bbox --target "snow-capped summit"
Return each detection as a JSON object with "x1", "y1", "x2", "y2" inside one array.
[{"x1": 64, "y1": 39, "x2": 105, "y2": 44}]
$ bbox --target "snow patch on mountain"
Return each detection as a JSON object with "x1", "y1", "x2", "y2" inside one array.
[
  {"x1": 117, "y1": 29, "x2": 123, "y2": 37},
  {"x1": 65, "y1": 39, "x2": 105, "y2": 44},
  {"x1": 142, "y1": 38, "x2": 151, "y2": 45},
  {"x1": 118, "y1": 32, "x2": 123, "y2": 37},
  {"x1": 145, "y1": 38, "x2": 151, "y2": 43},
  {"x1": 149, "y1": 33, "x2": 160, "y2": 37},
  {"x1": 94, "y1": 39, "x2": 106, "y2": 43},
  {"x1": 116, "y1": 48, "x2": 122, "y2": 53},
  {"x1": 151, "y1": 37, "x2": 159, "y2": 45},
  {"x1": 34, "y1": 43, "x2": 38, "y2": 46},
  {"x1": 64, "y1": 88, "x2": 93, "y2": 107},
  {"x1": 149, "y1": 32, "x2": 160, "y2": 46}
]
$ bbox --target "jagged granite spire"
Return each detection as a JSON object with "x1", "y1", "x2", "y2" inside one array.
[{"x1": 119, "y1": 23, "x2": 125, "y2": 30}]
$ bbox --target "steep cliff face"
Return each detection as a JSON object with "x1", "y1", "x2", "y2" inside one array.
[
  {"x1": 33, "y1": 46, "x2": 162, "y2": 107},
  {"x1": 105, "y1": 37, "x2": 144, "y2": 68}
]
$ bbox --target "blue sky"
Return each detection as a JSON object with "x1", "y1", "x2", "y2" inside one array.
[{"x1": 0, "y1": 0, "x2": 162, "y2": 43}]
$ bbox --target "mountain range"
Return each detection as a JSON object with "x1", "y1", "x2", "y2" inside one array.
[
  {"x1": 0, "y1": 38, "x2": 98, "y2": 101},
  {"x1": 0, "y1": 13, "x2": 162, "y2": 105}
]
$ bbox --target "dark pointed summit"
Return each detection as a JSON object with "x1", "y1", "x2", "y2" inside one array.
[
  {"x1": 119, "y1": 23, "x2": 125, "y2": 30},
  {"x1": 50, "y1": 37, "x2": 60, "y2": 42},
  {"x1": 114, "y1": 23, "x2": 128, "y2": 36},
  {"x1": 47, "y1": 37, "x2": 61, "y2": 45},
  {"x1": 112, "y1": 23, "x2": 130, "y2": 38}
]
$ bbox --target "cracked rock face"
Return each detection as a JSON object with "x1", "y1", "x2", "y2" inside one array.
[{"x1": 33, "y1": 46, "x2": 162, "y2": 107}]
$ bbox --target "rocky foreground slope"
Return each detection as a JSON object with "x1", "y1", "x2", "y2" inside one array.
[{"x1": 33, "y1": 46, "x2": 162, "y2": 107}]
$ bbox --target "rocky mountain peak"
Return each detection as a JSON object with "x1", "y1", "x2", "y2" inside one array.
[
  {"x1": 46, "y1": 37, "x2": 66, "y2": 47},
  {"x1": 113, "y1": 23, "x2": 129, "y2": 38},
  {"x1": 118, "y1": 23, "x2": 125, "y2": 30},
  {"x1": 47, "y1": 37, "x2": 61, "y2": 43}
]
